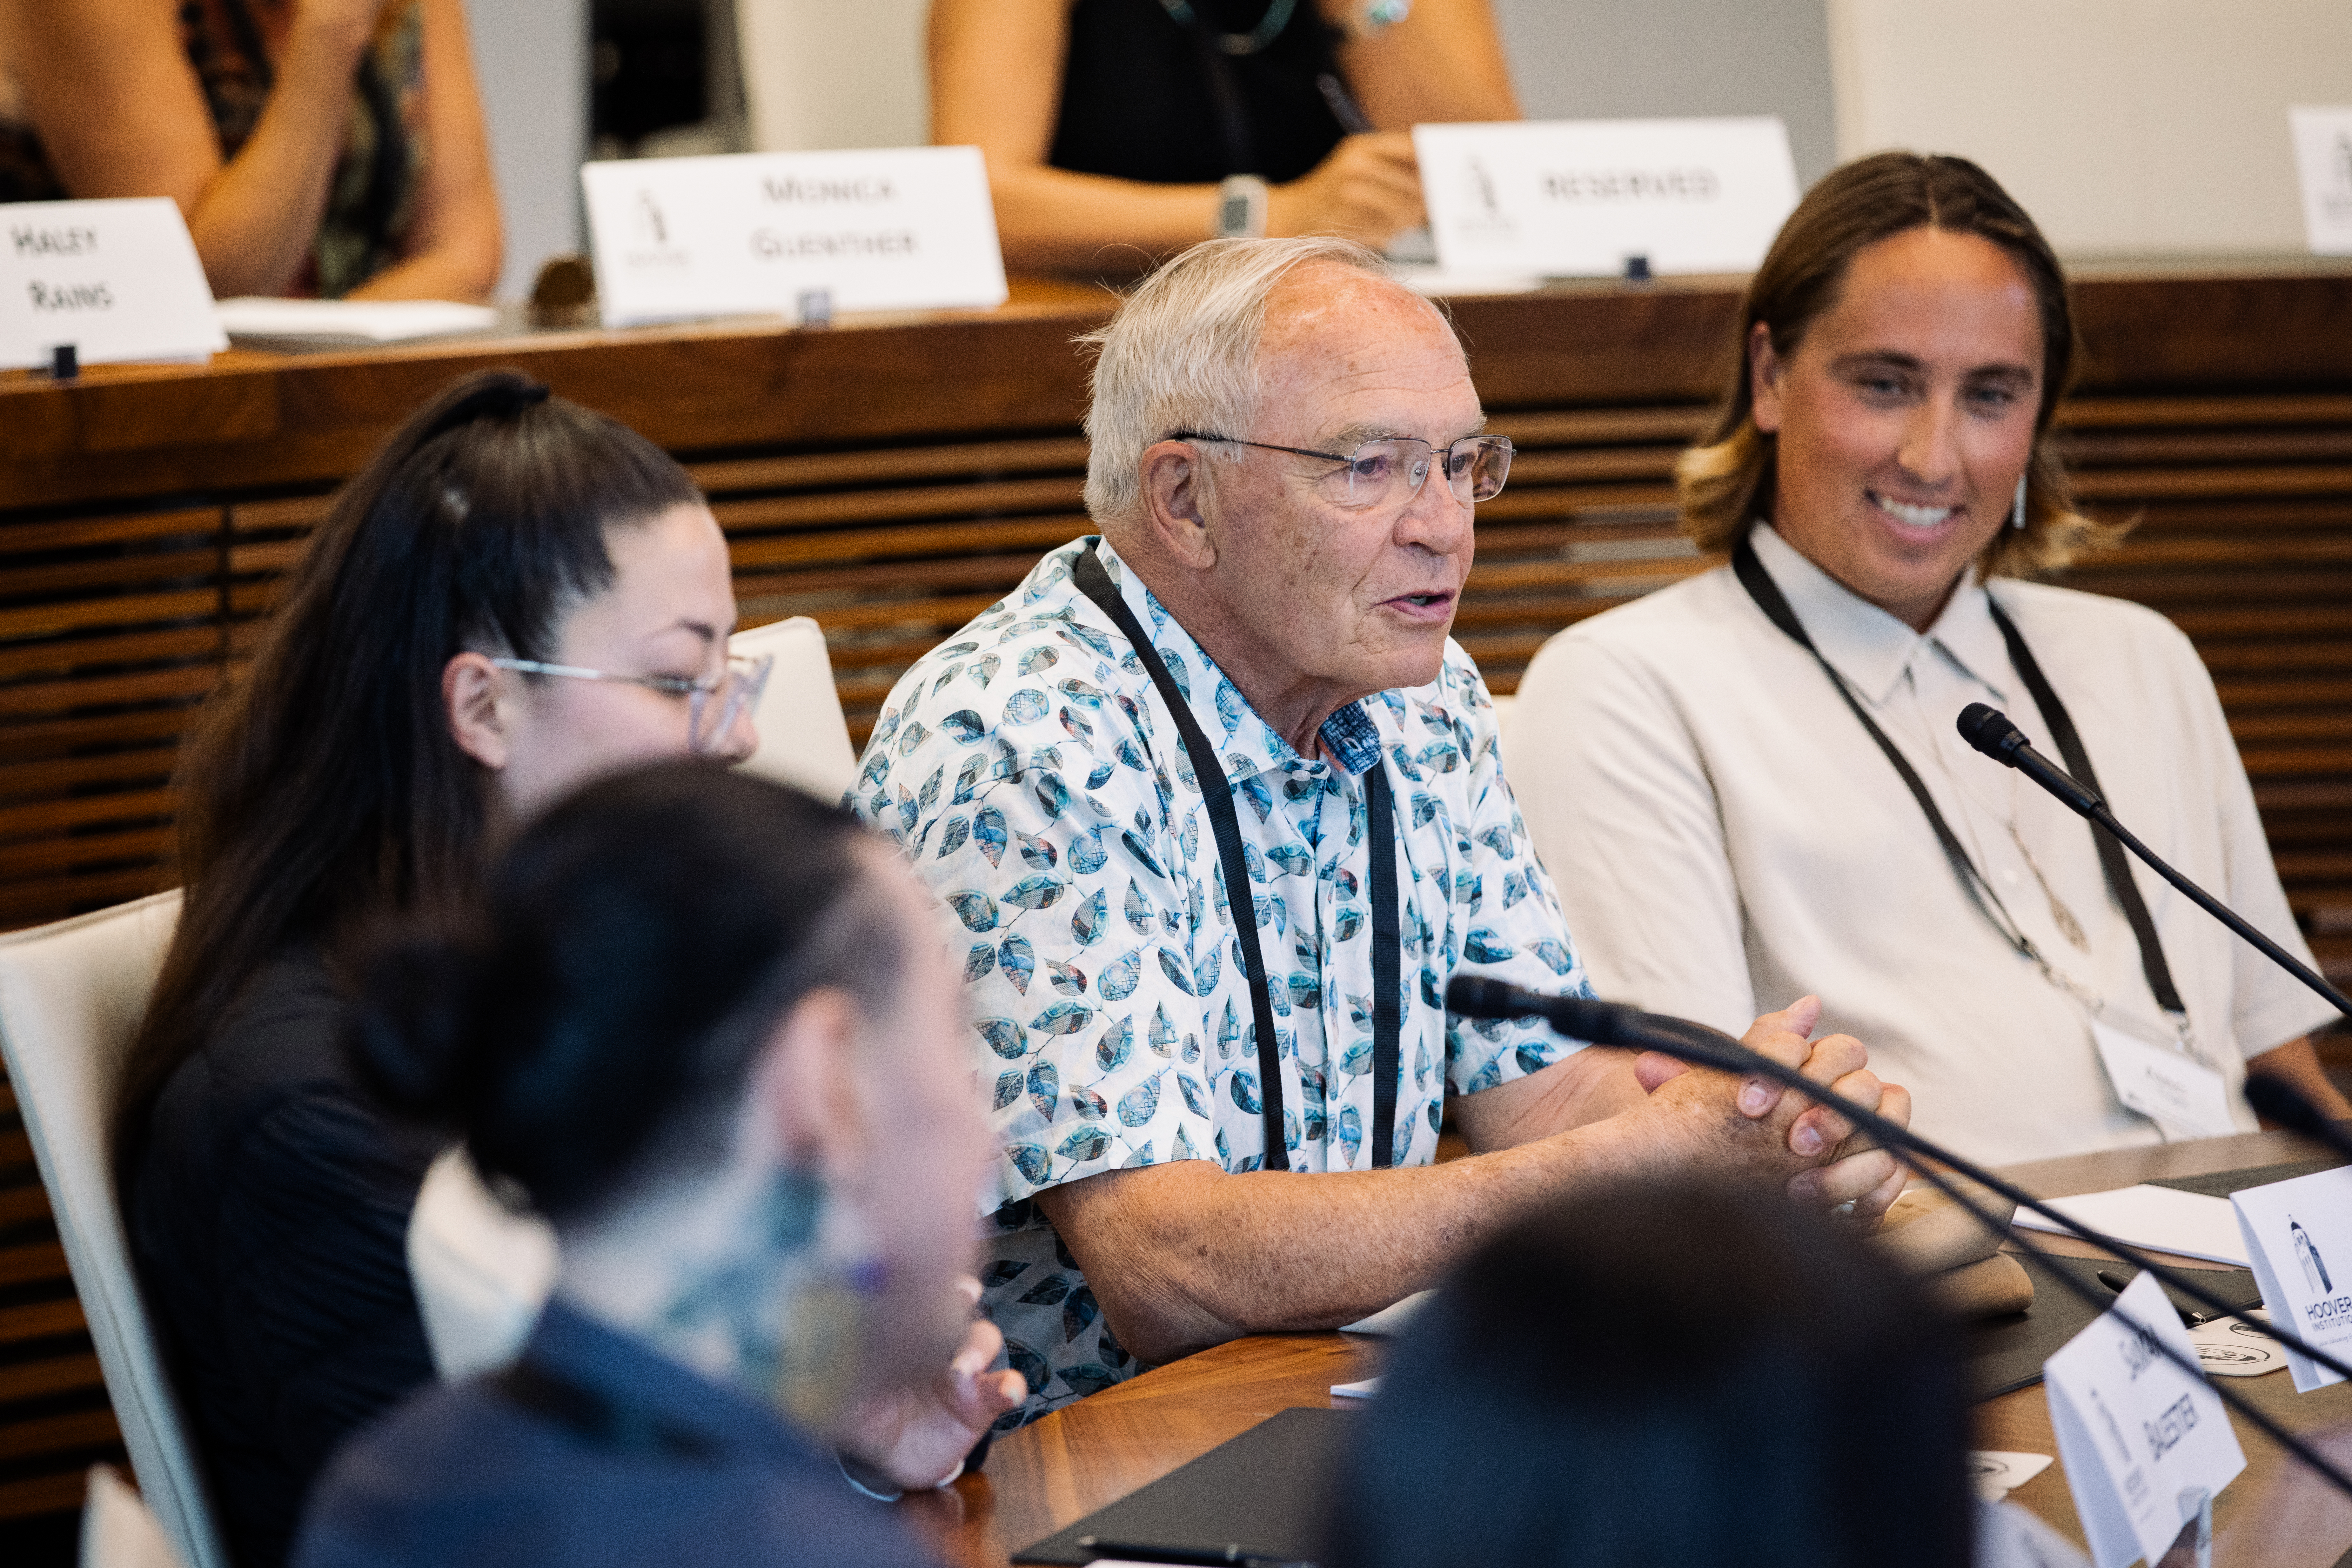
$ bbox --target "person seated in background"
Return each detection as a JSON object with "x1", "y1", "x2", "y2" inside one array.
[
  {"x1": 297, "y1": 766, "x2": 982, "y2": 1568},
  {"x1": 851, "y1": 235, "x2": 1912, "y2": 1428},
  {"x1": 1322, "y1": 1177, "x2": 1973, "y2": 1568},
  {"x1": 116, "y1": 372, "x2": 1016, "y2": 1568},
  {"x1": 0, "y1": 0, "x2": 499, "y2": 300},
  {"x1": 930, "y1": 0, "x2": 1518, "y2": 273},
  {"x1": 1508, "y1": 152, "x2": 2351, "y2": 1167}
]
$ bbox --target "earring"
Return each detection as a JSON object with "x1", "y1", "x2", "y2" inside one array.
[{"x1": 2011, "y1": 472, "x2": 2028, "y2": 531}]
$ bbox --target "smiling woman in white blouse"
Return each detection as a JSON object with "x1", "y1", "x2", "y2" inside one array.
[{"x1": 1508, "y1": 151, "x2": 2349, "y2": 1166}]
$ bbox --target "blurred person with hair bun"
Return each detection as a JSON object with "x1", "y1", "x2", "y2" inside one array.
[{"x1": 297, "y1": 765, "x2": 993, "y2": 1568}]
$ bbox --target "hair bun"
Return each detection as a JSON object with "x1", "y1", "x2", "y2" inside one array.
[{"x1": 350, "y1": 924, "x2": 494, "y2": 1119}]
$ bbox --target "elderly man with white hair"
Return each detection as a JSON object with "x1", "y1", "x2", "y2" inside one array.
[{"x1": 851, "y1": 238, "x2": 1914, "y2": 1424}]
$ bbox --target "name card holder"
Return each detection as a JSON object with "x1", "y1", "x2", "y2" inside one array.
[
  {"x1": 2042, "y1": 1271, "x2": 2244, "y2": 1568},
  {"x1": 1412, "y1": 117, "x2": 1800, "y2": 280},
  {"x1": 0, "y1": 198, "x2": 225, "y2": 371},
  {"x1": 581, "y1": 145, "x2": 1008, "y2": 329},
  {"x1": 2231, "y1": 1163, "x2": 2352, "y2": 1392}
]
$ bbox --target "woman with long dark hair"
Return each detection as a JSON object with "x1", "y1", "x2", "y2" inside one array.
[{"x1": 118, "y1": 372, "x2": 1018, "y2": 1567}]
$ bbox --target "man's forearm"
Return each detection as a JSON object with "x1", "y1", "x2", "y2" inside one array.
[
  {"x1": 2248, "y1": 1035, "x2": 2352, "y2": 1121},
  {"x1": 1035, "y1": 1115, "x2": 1663, "y2": 1365}
]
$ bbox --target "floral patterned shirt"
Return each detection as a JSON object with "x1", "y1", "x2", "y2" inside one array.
[{"x1": 848, "y1": 537, "x2": 1594, "y2": 1424}]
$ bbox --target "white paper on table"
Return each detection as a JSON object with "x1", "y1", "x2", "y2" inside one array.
[
  {"x1": 215, "y1": 297, "x2": 499, "y2": 345},
  {"x1": 2012, "y1": 1184, "x2": 2248, "y2": 1267},
  {"x1": 1969, "y1": 1450, "x2": 2054, "y2": 1501},
  {"x1": 1330, "y1": 1376, "x2": 1382, "y2": 1399},
  {"x1": 2186, "y1": 1307, "x2": 2286, "y2": 1379},
  {"x1": 1339, "y1": 1290, "x2": 1433, "y2": 1336},
  {"x1": 2231, "y1": 1165, "x2": 2352, "y2": 1392},
  {"x1": 1973, "y1": 1497, "x2": 2090, "y2": 1568},
  {"x1": 2042, "y1": 1271, "x2": 2244, "y2": 1568}
]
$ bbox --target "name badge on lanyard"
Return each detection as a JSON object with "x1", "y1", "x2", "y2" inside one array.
[{"x1": 2087, "y1": 1012, "x2": 2235, "y2": 1141}]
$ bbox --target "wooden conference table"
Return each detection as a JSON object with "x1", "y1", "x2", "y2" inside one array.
[{"x1": 902, "y1": 1129, "x2": 2352, "y2": 1568}]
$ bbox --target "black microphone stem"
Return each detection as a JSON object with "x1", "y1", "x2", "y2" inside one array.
[
  {"x1": 2082, "y1": 800, "x2": 2352, "y2": 1019},
  {"x1": 1614, "y1": 1010, "x2": 2352, "y2": 1501}
]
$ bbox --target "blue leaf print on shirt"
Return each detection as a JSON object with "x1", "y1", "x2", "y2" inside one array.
[
  {"x1": 1338, "y1": 1036, "x2": 1374, "y2": 1077},
  {"x1": 1124, "y1": 878, "x2": 1156, "y2": 934},
  {"x1": 1154, "y1": 646, "x2": 1192, "y2": 701},
  {"x1": 1058, "y1": 1126, "x2": 1110, "y2": 1163},
  {"x1": 896, "y1": 721, "x2": 931, "y2": 758},
  {"x1": 971, "y1": 653, "x2": 1002, "y2": 689},
  {"x1": 1045, "y1": 956, "x2": 1087, "y2": 995},
  {"x1": 1069, "y1": 828, "x2": 1109, "y2": 875},
  {"x1": 1176, "y1": 1073, "x2": 1209, "y2": 1116},
  {"x1": 1018, "y1": 646, "x2": 1059, "y2": 676},
  {"x1": 1530, "y1": 939, "x2": 1576, "y2": 976},
  {"x1": 1336, "y1": 1105, "x2": 1363, "y2": 1166},
  {"x1": 1098, "y1": 948, "x2": 1143, "y2": 1002},
  {"x1": 1072, "y1": 888, "x2": 1108, "y2": 947},
  {"x1": 1333, "y1": 905, "x2": 1364, "y2": 944},
  {"x1": 976, "y1": 1018, "x2": 1028, "y2": 1060},
  {"x1": 1287, "y1": 973, "x2": 1320, "y2": 1010},
  {"x1": 952, "y1": 754, "x2": 985, "y2": 804},
  {"x1": 1463, "y1": 928, "x2": 1515, "y2": 964},
  {"x1": 1229, "y1": 1070, "x2": 1263, "y2": 1115},
  {"x1": 1070, "y1": 1083, "x2": 1108, "y2": 1121},
  {"x1": 1216, "y1": 999, "x2": 1241, "y2": 1060},
  {"x1": 1027, "y1": 1062, "x2": 1059, "y2": 1120},
  {"x1": 1095, "y1": 1016, "x2": 1132, "y2": 1072},
  {"x1": 1062, "y1": 621, "x2": 1116, "y2": 659},
  {"x1": 1032, "y1": 1001, "x2": 1092, "y2": 1035},
  {"x1": 1017, "y1": 831, "x2": 1058, "y2": 871},
  {"x1": 1008, "y1": 1144, "x2": 1051, "y2": 1186},
  {"x1": 937, "y1": 815, "x2": 971, "y2": 859},
  {"x1": 1004, "y1": 688, "x2": 1049, "y2": 726},
  {"x1": 1411, "y1": 792, "x2": 1440, "y2": 828},
  {"x1": 963, "y1": 943, "x2": 997, "y2": 983},
  {"x1": 1501, "y1": 871, "x2": 1528, "y2": 908},
  {"x1": 1058, "y1": 678, "x2": 1108, "y2": 711},
  {"x1": 939, "y1": 710, "x2": 986, "y2": 745},
  {"x1": 992, "y1": 1070, "x2": 1022, "y2": 1110},
  {"x1": 1264, "y1": 842, "x2": 1312, "y2": 877},
  {"x1": 1116, "y1": 1079, "x2": 1160, "y2": 1128},
  {"x1": 1120, "y1": 831, "x2": 1167, "y2": 879},
  {"x1": 1213, "y1": 677, "x2": 1246, "y2": 738},
  {"x1": 1156, "y1": 947, "x2": 1196, "y2": 995},
  {"x1": 931, "y1": 663, "x2": 964, "y2": 697},
  {"x1": 1147, "y1": 1004, "x2": 1179, "y2": 1057},
  {"x1": 1063, "y1": 1286, "x2": 1101, "y2": 1344},
  {"x1": 974, "y1": 806, "x2": 1009, "y2": 868},
  {"x1": 999, "y1": 934, "x2": 1035, "y2": 994},
  {"x1": 1035, "y1": 774, "x2": 1070, "y2": 821},
  {"x1": 948, "y1": 891, "x2": 999, "y2": 932},
  {"x1": 1016, "y1": 1275, "x2": 1071, "y2": 1306},
  {"x1": 1193, "y1": 945, "x2": 1223, "y2": 995},
  {"x1": 1476, "y1": 825, "x2": 1516, "y2": 860},
  {"x1": 1006, "y1": 875, "x2": 1066, "y2": 912},
  {"x1": 1414, "y1": 741, "x2": 1460, "y2": 774}
]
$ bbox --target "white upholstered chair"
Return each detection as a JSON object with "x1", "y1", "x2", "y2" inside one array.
[
  {"x1": 0, "y1": 892, "x2": 227, "y2": 1568},
  {"x1": 79, "y1": 1464, "x2": 187, "y2": 1568},
  {"x1": 733, "y1": 614, "x2": 861, "y2": 802}
]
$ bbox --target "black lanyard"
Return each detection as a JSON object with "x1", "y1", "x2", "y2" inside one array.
[
  {"x1": 1731, "y1": 533, "x2": 2186, "y2": 1020},
  {"x1": 1072, "y1": 543, "x2": 1402, "y2": 1171}
]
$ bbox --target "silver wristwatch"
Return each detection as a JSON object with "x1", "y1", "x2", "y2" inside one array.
[{"x1": 1216, "y1": 175, "x2": 1270, "y2": 239}]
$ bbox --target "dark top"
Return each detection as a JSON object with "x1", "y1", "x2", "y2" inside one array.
[
  {"x1": 1049, "y1": 0, "x2": 1351, "y2": 185},
  {"x1": 126, "y1": 952, "x2": 443, "y2": 1568},
  {"x1": 0, "y1": 0, "x2": 425, "y2": 297},
  {"x1": 294, "y1": 1301, "x2": 945, "y2": 1568}
]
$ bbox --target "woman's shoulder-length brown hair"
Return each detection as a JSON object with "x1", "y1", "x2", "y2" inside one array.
[{"x1": 1675, "y1": 151, "x2": 2128, "y2": 579}]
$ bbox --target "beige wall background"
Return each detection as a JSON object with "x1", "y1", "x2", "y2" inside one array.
[{"x1": 1830, "y1": 0, "x2": 2352, "y2": 257}]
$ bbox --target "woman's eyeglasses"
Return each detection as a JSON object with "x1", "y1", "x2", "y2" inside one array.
[
  {"x1": 489, "y1": 652, "x2": 774, "y2": 756},
  {"x1": 1168, "y1": 431, "x2": 1514, "y2": 510}
]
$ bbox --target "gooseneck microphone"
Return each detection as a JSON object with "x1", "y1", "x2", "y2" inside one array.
[
  {"x1": 1446, "y1": 974, "x2": 2352, "y2": 1500},
  {"x1": 1956, "y1": 702, "x2": 2352, "y2": 1021}
]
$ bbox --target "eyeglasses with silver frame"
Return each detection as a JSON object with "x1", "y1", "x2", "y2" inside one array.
[
  {"x1": 1168, "y1": 430, "x2": 1513, "y2": 509},
  {"x1": 488, "y1": 651, "x2": 774, "y2": 756}
]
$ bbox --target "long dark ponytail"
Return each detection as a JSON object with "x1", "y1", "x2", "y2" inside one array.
[{"x1": 115, "y1": 371, "x2": 701, "y2": 1181}]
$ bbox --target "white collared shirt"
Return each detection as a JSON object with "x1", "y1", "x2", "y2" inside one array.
[{"x1": 1511, "y1": 523, "x2": 2335, "y2": 1165}]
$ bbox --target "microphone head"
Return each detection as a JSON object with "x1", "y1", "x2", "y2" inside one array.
[
  {"x1": 1444, "y1": 974, "x2": 1527, "y2": 1021},
  {"x1": 1956, "y1": 702, "x2": 2026, "y2": 763}
]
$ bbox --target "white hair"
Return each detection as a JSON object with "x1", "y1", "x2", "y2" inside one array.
[{"x1": 1077, "y1": 237, "x2": 1415, "y2": 525}]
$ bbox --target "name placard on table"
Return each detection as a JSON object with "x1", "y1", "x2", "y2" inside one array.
[
  {"x1": 2231, "y1": 1163, "x2": 2352, "y2": 1392},
  {"x1": 2042, "y1": 1271, "x2": 2244, "y2": 1568},
  {"x1": 1412, "y1": 117, "x2": 1801, "y2": 278},
  {"x1": 2289, "y1": 106, "x2": 2352, "y2": 256},
  {"x1": 581, "y1": 145, "x2": 1008, "y2": 328},
  {"x1": 0, "y1": 198, "x2": 225, "y2": 370}
]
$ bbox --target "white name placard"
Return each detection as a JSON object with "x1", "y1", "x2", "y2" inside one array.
[
  {"x1": 1412, "y1": 117, "x2": 1799, "y2": 278},
  {"x1": 581, "y1": 146, "x2": 1008, "y2": 328},
  {"x1": 2042, "y1": 1271, "x2": 2244, "y2": 1568},
  {"x1": 2231, "y1": 1163, "x2": 2352, "y2": 1392},
  {"x1": 0, "y1": 198, "x2": 225, "y2": 370},
  {"x1": 2289, "y1": 107, "x2": 2352, "y2": 256}
]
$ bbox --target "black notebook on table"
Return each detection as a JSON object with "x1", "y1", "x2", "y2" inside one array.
[{"x1": 1012, "y1": 1405, "x2": 1357, "y2": 1566}]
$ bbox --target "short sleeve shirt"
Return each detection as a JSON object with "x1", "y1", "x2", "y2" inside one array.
[{"x1": 848, "y1": 537, "x2": 1591, "y2": 1421}]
